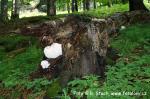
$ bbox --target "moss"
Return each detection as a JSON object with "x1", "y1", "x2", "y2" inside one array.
[
  {"x1": 46, "y1": 80, "x2": 61, "y2": 98},
  {"x1": 0, "y1": 33, "x2": 37, "y2": 52},
  {"x1": 111, "y1": 23, "x2": 150, "y2": 56},
  {"x1": 0, "y1": 33, "x2": 42, "y2": 80}
]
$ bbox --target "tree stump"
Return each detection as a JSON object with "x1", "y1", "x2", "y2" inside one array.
[{"x1": 29, "y1": 15, "x2": 108, "y2": 86}]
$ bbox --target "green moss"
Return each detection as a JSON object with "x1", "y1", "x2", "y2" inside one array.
[
  {"x1": 0, "y1": 33, "x2": 42, "y2": 80},
  {"x1": 0, "y1": 34, "x2": 38, "y2": 51},
  {"x1": 111, "y1": 23, "x2": 150, "y2": 56},
  {"x1": 80, "y1": 4, "x2": 128, "y2": 18},
  {"x1": 103, "y1": 23, "x2": 150, "y2": 98},
  {"x1": 46, "y1": 80, "x2": 61, "y2": 98}
]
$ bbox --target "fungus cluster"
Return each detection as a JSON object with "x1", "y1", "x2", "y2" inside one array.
[{"x1": 40, "y1": 43, "x2": 62, "y2": 69}]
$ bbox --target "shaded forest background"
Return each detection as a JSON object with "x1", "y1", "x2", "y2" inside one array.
[{"x1": 0, "y1": 0, "x2": 150, "y2": 21}]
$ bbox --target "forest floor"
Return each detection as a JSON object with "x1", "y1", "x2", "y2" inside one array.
[{"x1": 0, "y1": 22, "x2": 149, "y2": 98}]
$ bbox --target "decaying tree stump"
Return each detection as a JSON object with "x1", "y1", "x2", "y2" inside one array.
[
  {"x1": 38, "y1": 15, "x2": 109, "y2": 86},
  {"x1": 26, "y1": 15, "x2": 109, "y2": 85},
  {"x1": 18, "y1": 11, "x2": 150, "y2": 86}
]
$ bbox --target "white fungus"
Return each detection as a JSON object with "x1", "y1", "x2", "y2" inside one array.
[
  {"x1": 44, "y1": 43, "x2": 62, "y2": 59},
  {"x1": 121, "y1": 26, "x2": 126, "y2": 30},
  {"x1": 41, "y1": 60, "x2": 50, "y2": 69}
]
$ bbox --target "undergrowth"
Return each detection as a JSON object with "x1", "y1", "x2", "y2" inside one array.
[
  {"x1": 0, "y1": 22, "x2": 150, "y2": 99},
  {"x1": 0, "y1": 34, "x2": 46, "y2": 98},
  {"x1": 62, "y1": 23, "x2": 150, "y2": 99},
  {"x1": 81, "y1": 4, "x2": 128, "y2": 18}
]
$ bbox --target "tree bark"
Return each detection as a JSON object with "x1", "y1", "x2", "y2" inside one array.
[
  {"x1": 71, "y1": 0, "x2": 78, "y2": 12},
  {"x1": 41, "y1": 16, "x2": 108, "y2": 86},
  {"x1": 107, "y1": 0, "x2": 112, "y2": 7},
  {"x1": 83, "y1": 0, "x2": 90, "y2": 11},
  {"x1": 0, "y1": 0, "x2": 8, "y2": 22},
  {"x1": 83, "y1": 0, "x2": 86, "y2": 11},
  {"x1": 67, "y1": 0, "x2": 70, "y2": 13},
  {"x1": 47, "y1": 0, "x2": 56, "y2": 16},
  {"x1": 74, "y1": 0, "x2": 78, "y2": 12},
  {"x1": 93, "y1": 0, "x2": 96, "y2": 9},
  {"x1": 129, "y1": 0, "x2": 149, "y2": 11},
  {"x1": 85, "y1": 0, "x2": 90, "y2": 11},
  {"x1": 11, "y1": 0, "x2": 20, "y2": 20}
]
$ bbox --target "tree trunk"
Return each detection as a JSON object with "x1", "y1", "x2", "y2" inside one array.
[
  {"x1": 47, "y1": 0, "x2": 56, "y2": 16},
  {"x1": 83, "y1": 0, "x2": 90, "y2": 11},
  {"x1": 0, "y1": 0, "x2": 8, "y2": 22},
  {"x1": 85, "y1": 0, "x2": 90, "y2": 11},
  {"x1": 83, "y1": 0, "x2": 86, "y2": 11},
  {"x1": 11, "y1": 0, "x2": 20, "y2": 20},
  {"x1": 107, "y1": 0, "x2": 112, "y2": 7},
  {"x1": 67, "y1": 1, "x2": 70, "y2": 13},
  {"x1": 39, "y1": 16, "x2": 108, "y2": 86},
  {"x1": 72, "y1": 0, "x2": 78, "y2": 12},
  {"x1": 26, "y1": 16, "x2": 109, "y2": 85},
  {"x1": 121, "y1": 0, "x2": 127, "y2": 4},
  {"x1": 74, "y1": 0, "x2": 78, "y2": 11},
  {"x1": 93, "y1": 0, "x2": 96, "y2": 9},
  {"x1": 129, "y1": 0, "x2": 149, "y2": 11}
]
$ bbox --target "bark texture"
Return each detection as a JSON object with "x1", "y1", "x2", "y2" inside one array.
[
  {"x1": 83, "y1": 0, "x2": 90, "y2": 11},
  {"x1": 11, "y1": 0, "x2": 20, "y2": 19},
  {"x1": 85, "y1": 0, "x2": 90, "y2": 10},
  {"x1": 72, "y1": 0, "x2": 78, "y2": 12},
  {"x1": 93, "y1": 0, "x2": 96, "y2": 9},
  {"x1": 0, "y1": 0, "x2": 8, "y2": 22},
  {"x1": 47, "y1": 0, "x2": 56, "y2": 16}
]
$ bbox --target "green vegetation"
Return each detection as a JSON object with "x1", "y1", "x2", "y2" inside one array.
[
  {"x1": 62, "y1": 75, "x2": 101, "y2": 99},
  {"x1": 18, "y1": 4, "x2": 129, "y2": 18},
  {"x1": 81, "y1": 4, "x2": 128, "y2": 18},
  {"x1": 0, "y1": 34, "x2": 47, "y2": 98},
  {"x1": 0, "y1": 0, "x2": 150, "y2": 98},
  {"x1": 0, "y1": 4, "x2": 129, "y2": 34},
  {"x1": 3, "y1": 0, "x2": 150, "y2": 19},
  {"x1": 111, "y1": 23, "x2": 150, "y2": 55},
  {"x1": 0, "y1": 20, "x2": 150, "y2": 99},
  {"x1": 62, "y1": 23, "x2": 150, "y2": 99},
  {"x1": 0, "y1": 34, "x2": 41, "y2": 80},
  {"x1": 102, "y1": 23, "x2": 150, "y2": 99}
]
